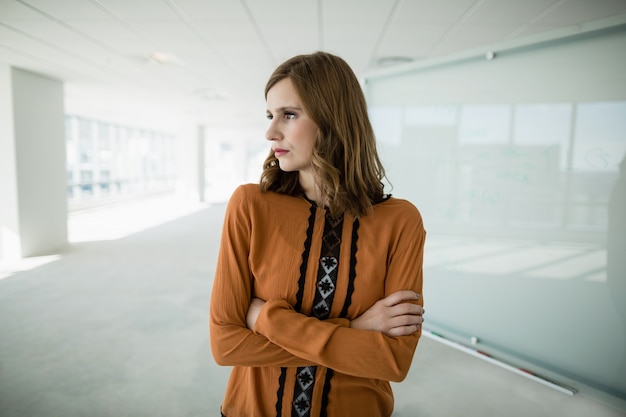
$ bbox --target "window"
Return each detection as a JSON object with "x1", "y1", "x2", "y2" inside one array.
[{"x1": 66, "y1": 116, "x2": 176, "y2": 206}]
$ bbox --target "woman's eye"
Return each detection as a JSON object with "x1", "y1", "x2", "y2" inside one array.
[
  {"x1": 266, "y1": 114, "x2": 273, "y2": 120},
  {"x1": 284, "y1": 112, "x2": 296, "y2": 120}
]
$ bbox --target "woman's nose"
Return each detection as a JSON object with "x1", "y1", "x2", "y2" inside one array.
[{"x1": 265, "y1": 120, "x2": 280, "y2": 142}]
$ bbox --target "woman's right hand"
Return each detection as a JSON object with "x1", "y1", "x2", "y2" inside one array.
[{"x1": 349, "y1": 290, "x2": 423, "y2": 337}]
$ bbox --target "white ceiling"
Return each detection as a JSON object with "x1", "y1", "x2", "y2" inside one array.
[{"x1": 1, "y1": 0, "x2": 626, "y2": 128}]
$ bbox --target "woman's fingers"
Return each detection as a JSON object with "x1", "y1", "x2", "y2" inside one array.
[
  {"x1": 386, "y1": 324, "x2": 421, "y2": 338},
  {"x1": 382, "y1": 290, "x2": 420, "y2": 307},
  {"x1": 350, "y1": 289, "x2": 424, "y2": 336},
  {"x1": 381, "y1": 292, "x2": 425, "y2": 337},
  {"x1": 388, "y1": 302, "x2": 423, "y2": 317},
  {"x1": 383, "y1": 315, "x2": 423, "y2": 337},
  {"x1": 388, "y1": 312, "x2": 423, "y2": 328}
]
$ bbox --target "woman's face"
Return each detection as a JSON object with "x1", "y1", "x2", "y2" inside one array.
[{"x1": 265, "y1": 77, "x2": 319, "y2": 178}]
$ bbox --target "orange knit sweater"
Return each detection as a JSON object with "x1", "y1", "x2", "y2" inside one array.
[{"x1": 210, "y1": 184, "x2": 425, "y2": 417}]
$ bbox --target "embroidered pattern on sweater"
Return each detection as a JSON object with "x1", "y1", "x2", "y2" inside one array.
[
  {"x1": 340, "y1": 218, "x2": 359, "y2": 317},
  {"x1": 293, "y1": 366, "x2": 315, "y2": 417},
  {"x1": 291, "y1": 210, "x2": 344, "y2": 417},
  {"x1": 312, "y1": 212, "x2": 343, "y2": 319},
  {"x1": 277, "y1": 205, "x2": 316, "y2": 415}
]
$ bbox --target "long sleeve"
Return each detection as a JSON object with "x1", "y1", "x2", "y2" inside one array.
[
  {"x1": 209, "y1": 185, "x2": 314, "y2": 367},
  {"x1": 253, "y1": 203, "x2": 425, "y2": 382},
  {"x1": 254, "y1": 301, "x2": 418, "y2": 382}
]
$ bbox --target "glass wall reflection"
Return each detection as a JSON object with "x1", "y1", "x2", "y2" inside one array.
[
  {"x1": 373, "y1": 101, "x2": 625, "y2": 240},
  {"x1": 370, "y1": 100, "x2": 626, "y2": 399}
]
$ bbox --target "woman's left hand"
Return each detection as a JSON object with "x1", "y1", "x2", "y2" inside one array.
[
  {"x1": 350, "y1": 290, "x2": 423, "y2": 337},
  {"x1": 246, "y1": 298, "x2": 266, "y2": 329}
]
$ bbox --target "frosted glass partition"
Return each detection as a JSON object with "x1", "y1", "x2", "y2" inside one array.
[{"x1": 365, "y1": 24, "x2": 626, "y2": 404}]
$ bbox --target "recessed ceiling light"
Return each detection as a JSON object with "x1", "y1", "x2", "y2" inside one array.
[{"x1": 141, "y1": 52, "x2": 184, "y2": 65}]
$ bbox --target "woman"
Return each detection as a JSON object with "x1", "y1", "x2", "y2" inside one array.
[{"x1": 210, "y1": 51, "x2": 425, "y2": 417}]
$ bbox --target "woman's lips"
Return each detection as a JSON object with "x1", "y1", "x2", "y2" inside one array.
[{"x1": 274, "y1": 148, "x2": 289, "y2": 157}]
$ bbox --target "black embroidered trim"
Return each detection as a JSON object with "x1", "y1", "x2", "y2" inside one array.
[
  {"x1": 320, "y1": 368, "x2": 334, "y2": 417},
  {"x1": 295, "y1": 204, "x2": 316, "y2": 312},
  {"x1": 292, "y1": 366, "x2": 316, "y2": 417},
  {"x1": 340, "y1": 218, "x2": 359, "y2": 317},
  {"x1": 275, "y1": 367, "x2": 287, "y2": 416},
  {"x1": 311, "y1": 211, "x2": 343, "y2": 320},
  {"x1": 292, "y1": 210, "x2": 343, "y2": 417}
]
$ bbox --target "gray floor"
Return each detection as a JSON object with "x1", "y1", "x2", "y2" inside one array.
[{"x1": 0, "y1": 201, "x2": 625, "y2": 417}]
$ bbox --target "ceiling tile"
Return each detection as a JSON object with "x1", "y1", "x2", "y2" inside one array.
[
  {"x1": 168, "y1": 0, "x2": 247, "y2": 21},
  {"x1": 80, "y1": 0, "x2": 179, "y2": 20},
  {"x1": 461, "y1": 0, "x2": 562, "y2": 24},
  {"x1": 393, "y1": 0, "x2": 480, "y2": 23},
  {"x1": 16, "y1": 0, "x2": 113, "y2": 20},
  {"x1": 244, "y1": 0, "x2": 318, "y2": 21},
  {"x1": 322, "y1": 0, "x2": 396, "y2": 22},
  {"x1": 434, "y1": 24, "x2": 521, "y2": 56},
  {"x1": 533, "y1": 0, "x2": 626, "y2": 25},
  {"x1": 377, "y1": 22, "x2": 452, "y2": 59}
]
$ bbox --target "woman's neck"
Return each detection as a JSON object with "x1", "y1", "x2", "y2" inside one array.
[{"x1": 299, "y1": 172, "x2": 323, "y2": 204}]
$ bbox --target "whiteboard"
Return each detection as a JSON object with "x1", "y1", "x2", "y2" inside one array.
[{"x1": 365, "y1": 24, "x2": 626, "y2": 403}]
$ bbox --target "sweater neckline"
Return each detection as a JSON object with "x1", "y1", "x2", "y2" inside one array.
[{"x1": 302, "y1": 193, "x2": 393, "y2": 209}]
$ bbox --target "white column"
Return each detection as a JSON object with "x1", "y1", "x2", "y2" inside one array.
[
  {"x1": 0, "y1": 66, "x2": 67, "y2": 259},
  {"x1": 0, "y1": 63, "x2": 20, "y2": 259}
]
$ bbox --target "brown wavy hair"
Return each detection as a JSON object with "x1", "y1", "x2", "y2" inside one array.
[{"x1": 259, "y1": 51, "x2": 386, "y2": 217}]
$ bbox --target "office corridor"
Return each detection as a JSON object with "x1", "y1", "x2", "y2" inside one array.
[{"x1": 0, "y1": 200, "x2": 623, "y2": 417}]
